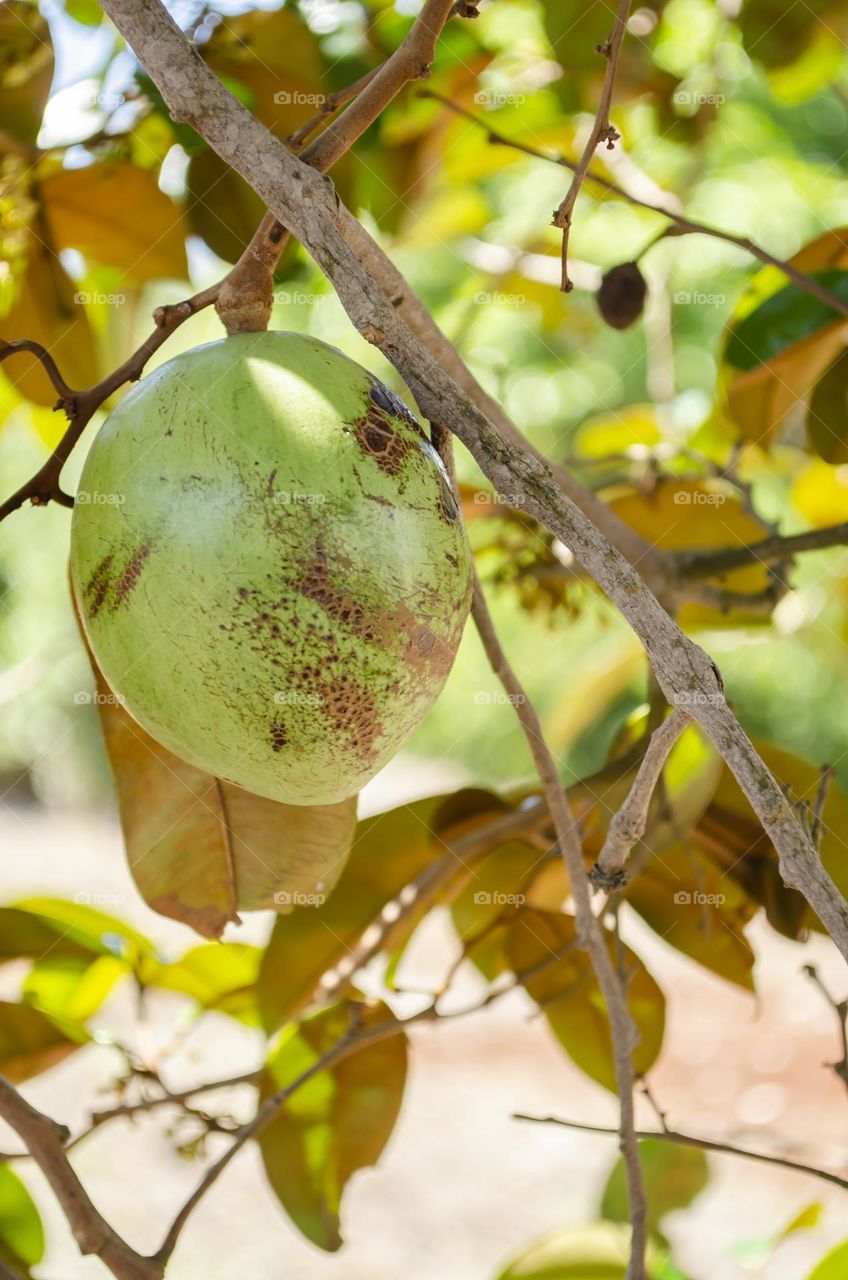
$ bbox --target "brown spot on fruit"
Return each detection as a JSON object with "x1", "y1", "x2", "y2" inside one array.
[
  {"x1": 354, "y1": 406, "x2": 413, "y2": 478},
  {"x1": 115, "y1": 544, "x2": 151, "y2": 608},
  {"x1": 269, "y1": 721, "x2": 288, "y2": 752},
  {"x1": 300, "y1": 540, "x2": 382, "y2": 644},
  {"x1": 321, "y1": 674, "x2": 381, "y2": 764},
  {"x1": 84, "y1": 554, "x2": 114, "y2": 618}
]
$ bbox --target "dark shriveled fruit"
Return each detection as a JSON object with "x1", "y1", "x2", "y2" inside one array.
[
  {"x1": 71, "y1": 332, "x2": 472, "y2": 805},
  {"x1": 596, "y1": 262, "x2": 647, "y2": 330}
]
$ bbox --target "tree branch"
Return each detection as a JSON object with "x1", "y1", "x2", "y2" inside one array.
[
  {"x1": 433, "y1": 427, "x2": 648, "y2": 1279},
  {"x1": 0, "y1": 287, "x2": 218, "y2": 521},
  {"x1": 675, "y1": 523, "x2": 848, "y2": 578},
  {"x1": 0, "y1": 1076, "x2": 161, "y2": 1280},
  {"x1": 590, "y1": 708, "x2": 691, "y2": 889},
  {"x1": 804, "y1": 964, "x2": 848, "y2": 1098},
  {"x1": 551, "y1": 0, "x2": 632, "y2": 292},
  {"x1": 514, "y1": 1112, "x2": 848, "y2": 1193}
]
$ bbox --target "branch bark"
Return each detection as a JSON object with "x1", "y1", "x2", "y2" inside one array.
[
  {"x1": 434, "y1": 427, "x2": 648, "y2": 1276},
  {"x1": 0, "y1": 1076, "x2": 161, "y2": 1280},
  {"x1": 591, "y1": 708, "x2": 691, "y2": 889},
  {"x1": 552, "y1": 0, "x2": 632, "y2": 291},
  {"x1": 98, "y1": 0, "x2": 848, "y2": 965}
]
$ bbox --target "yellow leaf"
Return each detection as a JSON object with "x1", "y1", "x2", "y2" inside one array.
[
  {"x1": 792, "y1": 458, "x2": 848, "y2": 526},
  {"x1": 41, "y1": 163, "x2": 187, "y2": 283},
  {"x1": 609, "y1": 477, "x2": 772, "y2": 625},
  {"x1": 74, "y1": 594, "x2": 356, "y2": 938},
  {"x1": 94, "y1": 667, "x2": 357, "y2": 938},
  {"x1": 0, "y1": 237, "x2": 98, "y2": 404},
  {"x1": 725, "y1": 320, "x2": 848, "y2": 444}
]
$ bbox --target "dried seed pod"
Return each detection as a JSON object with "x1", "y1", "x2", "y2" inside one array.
[{"x1": 596, "y1": 261, "x2": 647, "y2": 329}]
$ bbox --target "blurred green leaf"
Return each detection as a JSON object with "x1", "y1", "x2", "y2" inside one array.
[
  {"x1": 15, "y1": 898, "x2": 154, "y2": 967},
  {"x1": 808, "y1": 1240, "x2": 848, "y2": 1280},
  {"x1": 64, "y1": 0, "x2": 103, "y2": 25},
  {"x1": 807, "y1": 347, "x2": 848, "y2": 463},
  {"x1": 601, "y1": 1141, "x2": 710, "y2": 1246},
  {"x1": 725, "y1": 271, "x2": 848, "y2": 372},
  {"x1": 142, "y1": 943, "x2": 261, "y2": 1023},
  {"x1": 258, "y1": 999, "x2": 407, "y2": 1251},
  {"x1": 22, "y1": 954, "x2": 125, "y2": 1022},
  {"x1": 506, "y1": 910, "x2": 665, "y2": 1092},
  {"x1": 495, "y1": 1221, "x2": 675, "y2": 1279},
  {"x1": 186, "y1": 147, "x2": 267, "y2": 265},
  {"x1": 0, "y1": 1166, "x2": 44, "y2": 1277}
]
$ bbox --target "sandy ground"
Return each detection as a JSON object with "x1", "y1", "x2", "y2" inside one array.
[{"x1": 2, "y1": 762, "x2": 848, "y2": 1280}]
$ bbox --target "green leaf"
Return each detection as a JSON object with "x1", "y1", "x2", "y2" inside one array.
[
  {"x1": 0, "y1": 1166, "x2": 44, "y2": 1276},
  {"x1": 496, "y1": 1221, "x2": 671, "y2": 1279},
  {"x1": 0, "y1": 2, "x2": 53, "y2": 146},
  {"x1": 141, "y1": 943, "x2": 261, "y2": 1023},
  {"x1": 0, "y1": 1001, "x2": 84, "y2": 1082},
  {"x1": 14, "y1": 898, "x2": 154, "y2": 967},
  {"x1": 601, "y1": 1141, "x2": 710, "y2": 1245},
  {"x1": 506, "y1": 910, "x2": 665, "y2": 1092},
  {"x1": 22, "y1": 955, "x2": 125, "y2": 1022},
  {"x1": 807, "y1": 347, "x2": 848, "y2": 463},
  {"x1": 258, "y1": 796, "x2": 447, "y2": 1031},
  {"x1": 186, "y1": 148, "x2": 267, "y2": 265},
  {"x1": 724, "y1": 271, "x2": 848, "y2": 372},
  {"x1": 258, "y1": 999, "x2": 407, "y2": 1251},
  {"x1": 808, "y1": 1241, "x2": 848, "y2": 1280}
]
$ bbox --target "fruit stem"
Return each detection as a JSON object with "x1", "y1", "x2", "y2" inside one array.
[{"x1": 215, "y1": 232, "x2": 279, "y2": 334}]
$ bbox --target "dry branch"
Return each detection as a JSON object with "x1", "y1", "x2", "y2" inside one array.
[
  {"x1": 591, "y1": 708, "x2": 691, "y2": 889},
  {"x1": 0, "y1": 1076, "x2": 161, "y2": 1280}
]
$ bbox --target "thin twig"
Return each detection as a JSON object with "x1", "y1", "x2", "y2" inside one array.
[
  {"x1": 804, "y1": 964, "x2": 848, "y2": 1098},
  {"x1": 514, "y1": 1112, "x2": 848, "y2": 1193},
  {"x1": 675, "y1": 524, "x2": 848, "y2": 579},
  {"x1": 552, "y1": 0, "x2": 632, "y2": 292},
  {"x1": 590, "y1": 707, "x2": 691, "y2": 889},
  {"x1": 0, "y1": 287, "x2": 218, "y2": 521},
  {"x1": 433, "y1": 425, "x2": 648, "y2": 1280},
  {"x1": 420, "y1": 91, "x2": 848, "y2": 320}
]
